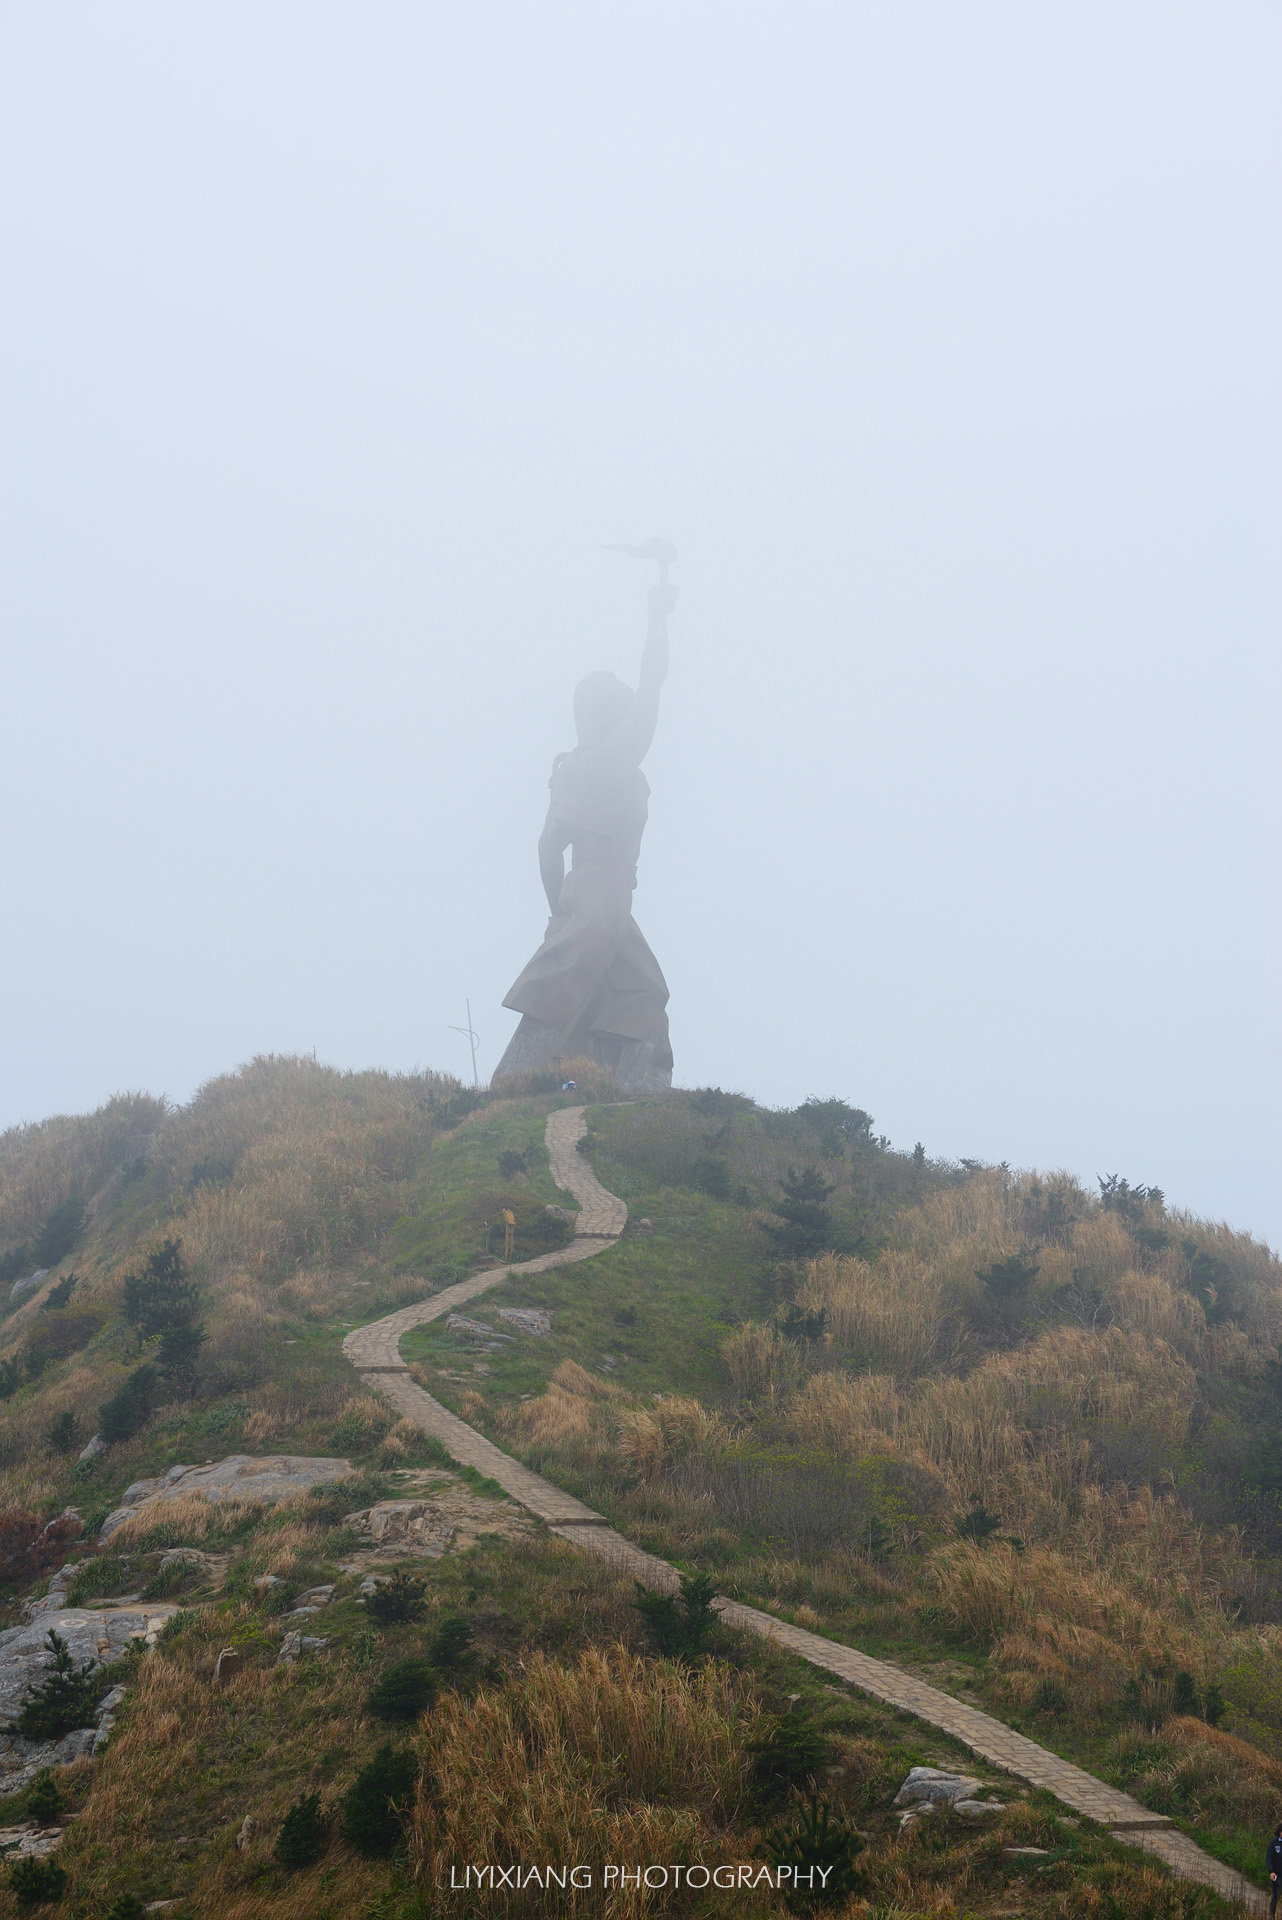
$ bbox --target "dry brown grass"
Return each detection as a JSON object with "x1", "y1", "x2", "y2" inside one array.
[
  {"x1": 408, "y1": 1645, "x2": 766, "y2": 1916},
  {"x1": 103, "y1": 1492, "x2": 295, "y2": 1551},
  {"x1": 800, "y1": 1251, "x2": 950, "y2": 1374},
  {"x1": 0, "y1": 1091, "x2": 167, "y2": 1241},
  {"x1": 721, "y1": 1322, "x2": 799, "y2": 1400}
]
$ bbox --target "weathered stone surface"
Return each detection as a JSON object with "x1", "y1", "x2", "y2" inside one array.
[
  {"x1": 77, "y1": 1433, "x2": 105, "y2": 1464},
  {"x1": 894, "y1": 1767, "x2": 984, "y2": 1808},
  {"x1": 98, "y1": 1454, "x2": 354, "y2": 1539},
  {"x1": 345, "y1": 1502, "x2": 454, "y2": 1558},
  {"x1": 496, "y1": 1307, "x2": 553, "y2": 1336},
  {"x1": 8, "y1": 1270, "x2": 48, "y2": 1305},
  {"x1": 0, "y1": 1823, "x2": 63, "y2": 1859},
  {"x1": 276, "y1": 1630, "x2": 328, "y2": 1666},
  {"x1": 0, "y1": 1607, "x2": 177, "y2": 1792}
]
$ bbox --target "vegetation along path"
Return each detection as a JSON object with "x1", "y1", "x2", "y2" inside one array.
[{"x1": 344, "y1": 1105, "x2": 1265, "y2": 1916}]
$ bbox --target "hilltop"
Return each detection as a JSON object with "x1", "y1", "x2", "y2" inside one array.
[{"x1": 0, "y1": 1054, "x2": 1277, "y2": 1918}]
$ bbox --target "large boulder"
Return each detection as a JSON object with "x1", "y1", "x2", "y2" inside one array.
[
  {"x1": 0, "y1": 1605, "x2": 178, "y2": 1794},
  {"x1": 98, "y1": 1455, "x2": 354, "y2": 1540}
]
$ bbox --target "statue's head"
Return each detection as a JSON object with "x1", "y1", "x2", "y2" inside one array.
[{"x1": 573, "y1": 670, "x2": 632, "y2": 747}]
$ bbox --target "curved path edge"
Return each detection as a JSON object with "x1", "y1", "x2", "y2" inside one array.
[{"x1": 344, "y1": 1105, "x2": 1263, "y2": 1914}]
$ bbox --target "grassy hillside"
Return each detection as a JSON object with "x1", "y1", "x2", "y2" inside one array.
[{"x1": 0, "y1": 1057, "x2": 1275, "y2": 1917}]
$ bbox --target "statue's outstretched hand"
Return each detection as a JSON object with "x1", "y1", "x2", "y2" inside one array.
[{"x1": 648, "y1": 582, "x2": 678, "y2": 620}]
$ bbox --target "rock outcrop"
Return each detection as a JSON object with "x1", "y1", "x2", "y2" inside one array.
[{"x1": 98, "y1": 1455, "x2": 354, "y2": 1540}]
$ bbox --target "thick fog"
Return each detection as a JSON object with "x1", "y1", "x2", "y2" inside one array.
[{"x1": 2, "y1": 5, "x2": 1278, "y2": 1242}]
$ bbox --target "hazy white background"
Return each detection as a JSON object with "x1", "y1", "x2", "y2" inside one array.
[{"x1": 2, "y1": 4, "x2": 1278, "y2": 1242}]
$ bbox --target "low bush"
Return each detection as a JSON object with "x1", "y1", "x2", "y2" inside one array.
[
  {"x1": 8, "y1": 1855, "x2": 68, "y2": 1905},
  {"x1": 365, "y1": 1568, "x2": 428, "y2": 1625},
  {"x1": 98, "y1": 1366, "x2": 158, "y2": 1445},
  {"x1": 274, "y1": 1788, "x2": 329, "y2": 1867},
  {"x1": 763, "y1": 1794, "x2": 864, "y2": 1908},
  {"x1": 342, "y1": 1741, "x2": 418, "y2": 1857},
  {"x1": 367, "y1": 1656, "x2": 437, "y2": 1723},
  {"x1": 634, "y1": 1570, "x2": 719, "y2": 1661}
]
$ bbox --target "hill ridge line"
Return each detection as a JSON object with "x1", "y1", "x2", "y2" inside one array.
[{"x1": 343, "y1": 1105, "x2": 1263, "y2": 1914}]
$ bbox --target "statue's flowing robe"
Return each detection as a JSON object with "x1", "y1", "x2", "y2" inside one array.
[{"x1": 501, "y1": 742, "x2": 671, "y2": 1067}]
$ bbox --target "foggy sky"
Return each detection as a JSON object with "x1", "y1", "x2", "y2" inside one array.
[{"x1": 2, "y1": 4, "x2": 1278, "y2": 1244}]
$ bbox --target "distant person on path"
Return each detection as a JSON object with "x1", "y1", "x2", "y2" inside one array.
[{"x1": 1268, "y1": 1823, "x2": 1282, "y2": 1913}]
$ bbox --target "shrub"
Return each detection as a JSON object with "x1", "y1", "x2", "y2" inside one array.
[
  {"x1": 763, "y1": 1794, "x2": 864, "y2": 1908},
  {"x1": 365, "y1": 1569, "x2": 428, "y2": 1626},
  {"x1": 8, "y1": 1856, "x2": 68, "y2": 1905},
  {"x1": 103, "y1": 1898, "x2": 147, "y2": 1920},
  {"x1": 763, "y1": 1168, "x2": 836, "y2": 1260},
  {"x1": 32, "y1": 1197, "x2": 86, "y2": 1268},
  {"x1": 23, "y1": 1306, "x2": 109, "y2": 1377},
  {"x1": 122, "y1": 1239, "x2": 205, "y2": 1389},
  {"x1": 367, "y1": 1657, "x2": 437, "y2": 1724},
  {"x1": 691, "y1": 1154, "x2": 731, "y2": 1199},
  {"x1": 0, "y1": 1243, "x2": 33, "y2": 1289},
  {"x1": 496, "y1": 1149, "x2": 527, "y2": 1179},
  {"x1": 98, "y1": 1366, "x2": 158, "y2": 1445},
  {"x1": 7, "y1": 1629, "x2": 104, "y2": 1739},
  {"x1": 45, "y1": 1412, "x2": 79, "y2": 1454},
  {"x1": 635, "y1": 1571, "x2": 719, "y2": 1661},
  {"x1": 23, "y1": 1771, "x2": 61, "y2": 1824},
  {"x1": 748, "y1": 1712, "x2": 830, "y2": 1805},
  {"x1": 426, "y1": 1615, "x2": 474, "y2": 1673},
  {"x1": 342, "y1": 1742, "x2": 418, "y2": 1857},
  {"x1": 954, "y1": 1499, "x2": 1005, "y2": 1545},
  {"x1": 39, "y1": 1273, "x2": 78, "y2": 1313},
  {"x1": 977, "y1": 1247, "x2": 1041, "y2": 1304},
  {"x1": 274, "y1": 1788, "x2": 328, "y2": 1867}
]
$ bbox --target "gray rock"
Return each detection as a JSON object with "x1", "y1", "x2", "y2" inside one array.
[
  {"x1": 235, "y1": 1814, "x2": 258, "y2": 1853},
  {"x1": 0, "y1": 1822, "x2": 64, "y2": 1860},
  {"x1": 543, "y1": 1206, "x2": 577, "y2": 1224},
  {"x1": 293, "y1": 1585, "x2": 335, "y2": 1608},
  {"x1": 98, "y1": 1454, "x2": 355, "y2": 1540},
  {"x1": 0, "y1": 1605, "x2": 179, "y2": 1786},
  {"x1": 445, "y1": 1313, "x2": 513, "y2": 1340},
  {"x1": 893, "y1": 1767, "x2": 985, "y2": 1809},
  {"x1": 346, "y1": 1502, "x2": 454, "y2": 1557},
  {"x1": 77, "y1": 1433, "x2": 105, "y2": 1464},
  {"x1": 276, "y1": 1630, "x2": 329, "y2": 1666},
  {"x1": 496, "y1": 1307, "x2": 553, "y2": 1336},
  {"x1": 8, "y1": 1270, "x2": 48, "y2": 1305},
  {"x1": 1005, "y1": 1846, "x2": 1050, "y2": 1856},
  {"x1": 954, "y1": 1798, "x2": 1006, "y2": 1816}
]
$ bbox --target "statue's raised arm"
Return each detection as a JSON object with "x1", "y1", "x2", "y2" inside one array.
[{"x1": 493, "y1": 569, "x2": 676, "y2": 1096}]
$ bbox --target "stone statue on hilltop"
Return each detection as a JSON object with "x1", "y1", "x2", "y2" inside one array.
[{"x1": 493, "y1": 564, "x2": 676, "y2": 1096}]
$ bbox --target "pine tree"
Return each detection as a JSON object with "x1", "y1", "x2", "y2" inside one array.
[
  {"x1": 763, "y1": 1168, "x2": 836, "y2": 1260},
  {"x1": 8, "y1": 1630, "x2": 104, "y2": 1740}
]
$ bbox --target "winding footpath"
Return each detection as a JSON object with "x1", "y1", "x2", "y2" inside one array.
[{"x1": 345, "y1": 1107, "x2": 1263, "y2": 1914}]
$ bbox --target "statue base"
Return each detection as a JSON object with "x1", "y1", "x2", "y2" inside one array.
[{"x1": 492, "y1": 1015, "x2": 672, "y2": 1098}]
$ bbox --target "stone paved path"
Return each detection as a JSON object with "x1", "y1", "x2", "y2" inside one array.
[{"x1": 344, "y1": 1106, "x2": 1263, "y2": 1914}]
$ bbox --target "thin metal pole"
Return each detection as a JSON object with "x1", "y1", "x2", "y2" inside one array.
[{"x1": 448, "y1": 1001, "x2": 481, "y2": 1089}]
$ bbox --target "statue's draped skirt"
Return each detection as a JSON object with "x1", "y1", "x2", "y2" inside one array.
[{"x1": 502, "y1": 852, "x2": 672, "y2": 1066}]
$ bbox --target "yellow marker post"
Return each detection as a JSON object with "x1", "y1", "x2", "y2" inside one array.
[{"x1": 502, "y1": 1209, "x2": 515, "y2": 1262}]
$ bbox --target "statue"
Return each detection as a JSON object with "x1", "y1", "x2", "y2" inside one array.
[{"x1": 493, "y1": 565, "x2": 676, "y2": 1095}]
